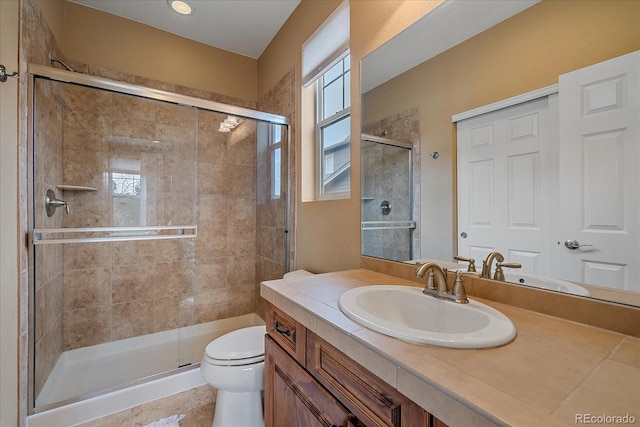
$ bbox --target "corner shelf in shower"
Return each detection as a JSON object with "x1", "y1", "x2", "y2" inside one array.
[{"x1": 56, "y1": 185, "x2": 98, "y2": 191}]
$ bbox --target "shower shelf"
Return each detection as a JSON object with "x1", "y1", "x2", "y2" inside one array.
[
  {"x1": 361, "y1": 220, "x2": 416, "y2": 230},
  {"x1": 32, "y1": 225, "x2": 197, "y2": 245},
  {"x1": 56, "y1": 185, "x2": 98, "y2": 191}
]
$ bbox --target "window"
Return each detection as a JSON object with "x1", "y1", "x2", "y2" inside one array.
[
  {"x1": 112, "y1": 172, "x2": 141, "y2": 196},
  {"x1": 316, "y1": 54, "x2": 350, "y2": 198},
  {"x1": 302, "y1": 1, "x2": 350, "y2": 201}
]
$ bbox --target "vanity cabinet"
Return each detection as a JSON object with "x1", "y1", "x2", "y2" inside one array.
[
  {"x1": 265, "y1": 335, "x2": 354, "y2": 427},
  {"x1": 264, "y1": 302, "x2": 447, "y2": 427}
]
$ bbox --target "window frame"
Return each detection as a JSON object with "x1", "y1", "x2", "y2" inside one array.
[{"x1": 314, "y1": 53, "x2": 351, "y2": 200}]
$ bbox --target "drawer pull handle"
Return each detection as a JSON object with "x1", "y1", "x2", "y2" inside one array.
[{"x1": 274, "y1": 321, "x2": 291, "y2": 337}]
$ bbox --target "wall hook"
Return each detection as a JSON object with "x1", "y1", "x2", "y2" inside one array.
[{"x1": 0, "y1": 64, "x2": 18, "y2": 82}]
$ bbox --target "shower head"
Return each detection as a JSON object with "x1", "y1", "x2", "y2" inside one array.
[{"x1": 48, "y1": 53, "x2": 78, "y2": 73}]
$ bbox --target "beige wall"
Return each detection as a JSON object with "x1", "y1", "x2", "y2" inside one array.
[
  {"x1": 42, "y1": 0, "x2": 443, "y2": 274},
  {"x1": 363, "y1": 0, "x2": 640, "y2": 261},
  {"x1": 36, "y1": 0, "x2": 65, "y2": 49},
  {"x1": 5, "y1": 0, "x2": 445, "y2": 423},
  {"x1": 61, "y1": 2, "x2": 258, "y2": 102},
  {"x1": 0, "y1": 0, "x2": 20, "y2": 424},
  {"x1": 258, "y1": 0, "x2": 440, "y2": 273}
]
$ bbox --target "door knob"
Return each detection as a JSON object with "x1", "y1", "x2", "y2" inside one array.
[{"x1": 564, "y1": 239, "x2": 593, "y2": 250}]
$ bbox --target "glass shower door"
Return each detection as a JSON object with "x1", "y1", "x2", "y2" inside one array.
[
  {"x1": 30, "y1": 77, "x2": 200, "y2": 407},
  {"x1": 360, "y1": 135, "x2": 415, "y2": 262},
  {"x1": 29, "y1": 66, "x2": 290, "y2": 412}
]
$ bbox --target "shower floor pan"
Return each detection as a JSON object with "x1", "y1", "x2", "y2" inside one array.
[{"x1": 36, "y1": 313, "x2": 264, "y2": 408}]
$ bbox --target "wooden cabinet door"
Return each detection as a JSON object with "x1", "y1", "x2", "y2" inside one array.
[
  {"x1": 307, "y1": 332, "x2": 430, "y2": 427},
  {"x1": 265, "y1": 336, "x2": 351, "y2": 427}
]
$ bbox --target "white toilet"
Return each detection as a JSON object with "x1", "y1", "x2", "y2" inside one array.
[{"x1": 200, "y1": 325, "x2": 266, "y2": 427}]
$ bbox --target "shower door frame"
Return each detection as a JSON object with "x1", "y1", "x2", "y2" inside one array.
[
  {"x1": 26, "y1": 64, "x2": 291, "y2": 414},
  {"x1": 360, "y1": 133, "x2": 415, "y2": 261}
]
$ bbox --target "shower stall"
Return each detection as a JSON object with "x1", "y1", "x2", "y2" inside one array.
[
  {"x1": 360, "y1": 134, "x2": 415, "y2": 262},
  {"x1": 27, "y1": 65, "x2": 290, "y2": 412}
]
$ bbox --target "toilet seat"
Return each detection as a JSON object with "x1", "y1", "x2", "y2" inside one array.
[{"x1": 204, "y1": 325, "x2": 266, "y2": 366}]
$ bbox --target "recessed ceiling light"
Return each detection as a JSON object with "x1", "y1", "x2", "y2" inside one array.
[{"x1": 168, "y1": 0, "x2": 194, "y2": 15}]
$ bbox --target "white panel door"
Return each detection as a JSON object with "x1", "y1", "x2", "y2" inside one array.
[
  {"x1": 457, "y1": 97, "x2": 556, "y2": 275},
  {"x1": 554, "y1": 51, "x2": 640, "y2": 291}
]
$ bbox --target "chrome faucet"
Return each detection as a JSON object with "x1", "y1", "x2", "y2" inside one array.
[
  {"x1": 481, "y1": 251, "x2": 521, "y2": 280},
  {"x1": 414, "y1": 262, "x2": 468, "y2": 304}
]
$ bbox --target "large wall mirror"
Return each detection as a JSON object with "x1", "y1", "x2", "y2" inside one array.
[{"x1": 361, "y1": 0, "x2": 640, "y2": 307}]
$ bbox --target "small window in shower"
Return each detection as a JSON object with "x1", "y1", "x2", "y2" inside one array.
[
  {"x1": 271, "y1": 124, "x2": 282, "y2": 200},
  {"x1": 112, "y1": 172, "x2": 141, "y2": 196}
]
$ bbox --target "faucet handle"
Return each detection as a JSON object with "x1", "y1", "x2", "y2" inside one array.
[
  {"x1": 493, "y1": 262, "x2": 522, "y2": 281},
  {"x1": 425, "y1": 271, "x2": 438, "y2": 292},
  {"x1": 45, "y1": 189, "x2": 71, "y2": 217},
  {"x1": 451, "y1": 271, "x2": 469, "y2": 304},
  {"x1": 454, "y1": 255, "x2": 476, "y2": 272}
]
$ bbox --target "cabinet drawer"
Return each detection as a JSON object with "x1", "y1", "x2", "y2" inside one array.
[
  {"x1": 307, "y1": 331, "x2": 429, "y2": 427},
  {"x1": 265, "y1": 302, "x2": 306, "y2": 364}
]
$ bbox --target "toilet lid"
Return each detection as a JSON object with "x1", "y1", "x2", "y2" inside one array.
[{"x1": 205, "y1": 325, "x2": 266, "y2": 361}]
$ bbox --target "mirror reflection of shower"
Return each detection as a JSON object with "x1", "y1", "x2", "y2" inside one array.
[
  {"x1": 29, "y1": 72, "x2": 289, "y2": 411},
  {"x1": 360, "y1": 134, "x2": 417, "y2": 262}
]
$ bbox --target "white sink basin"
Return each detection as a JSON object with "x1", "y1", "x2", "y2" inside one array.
[
  {"x1": 502, "y1": 273, "x2": 591, "y2": 297},
  {"x1": 339, "y1": 285, "x2": 516, "y2": 349}
]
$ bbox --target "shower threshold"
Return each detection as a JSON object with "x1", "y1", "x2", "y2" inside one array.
[{"x1": 35, "y1": 313, "x2": 264, "y2": 409}]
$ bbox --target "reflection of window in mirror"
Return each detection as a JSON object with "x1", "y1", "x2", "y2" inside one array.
[
  {"x1": 325, "y1": 153, "x2": 334, "y2": 175},
  {"x1": 300, "y1": 1, "x2": 350, "y2": 201}
]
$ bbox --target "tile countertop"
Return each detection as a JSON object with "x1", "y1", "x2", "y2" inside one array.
[{"x1": 260, "y1": 269, "x2": 640, "y2": 427}]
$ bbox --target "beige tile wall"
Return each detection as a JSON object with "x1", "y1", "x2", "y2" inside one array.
[
  {"x1": 24, "y1": 0, "x2": 294, "y2": 420},
  {"x1": 33, "y1": 78, "x2": 65, "y2": 397},
  {"x1": 256, "y1": 69, "x2": 296, "y2": 317},
  {"x1": 44, "y1": 82, "x2": 261, "y2": 351},
  {"x1": 21, "y1": 0, "x2": 64, "y2": 418},
  {"x1": 362, "y1": 108, "x2": 421, "y2": 261}
]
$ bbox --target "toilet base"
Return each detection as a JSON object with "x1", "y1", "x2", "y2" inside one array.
[{"x1": 212, "y1": 390, "x2": 264, "y2": 427}]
